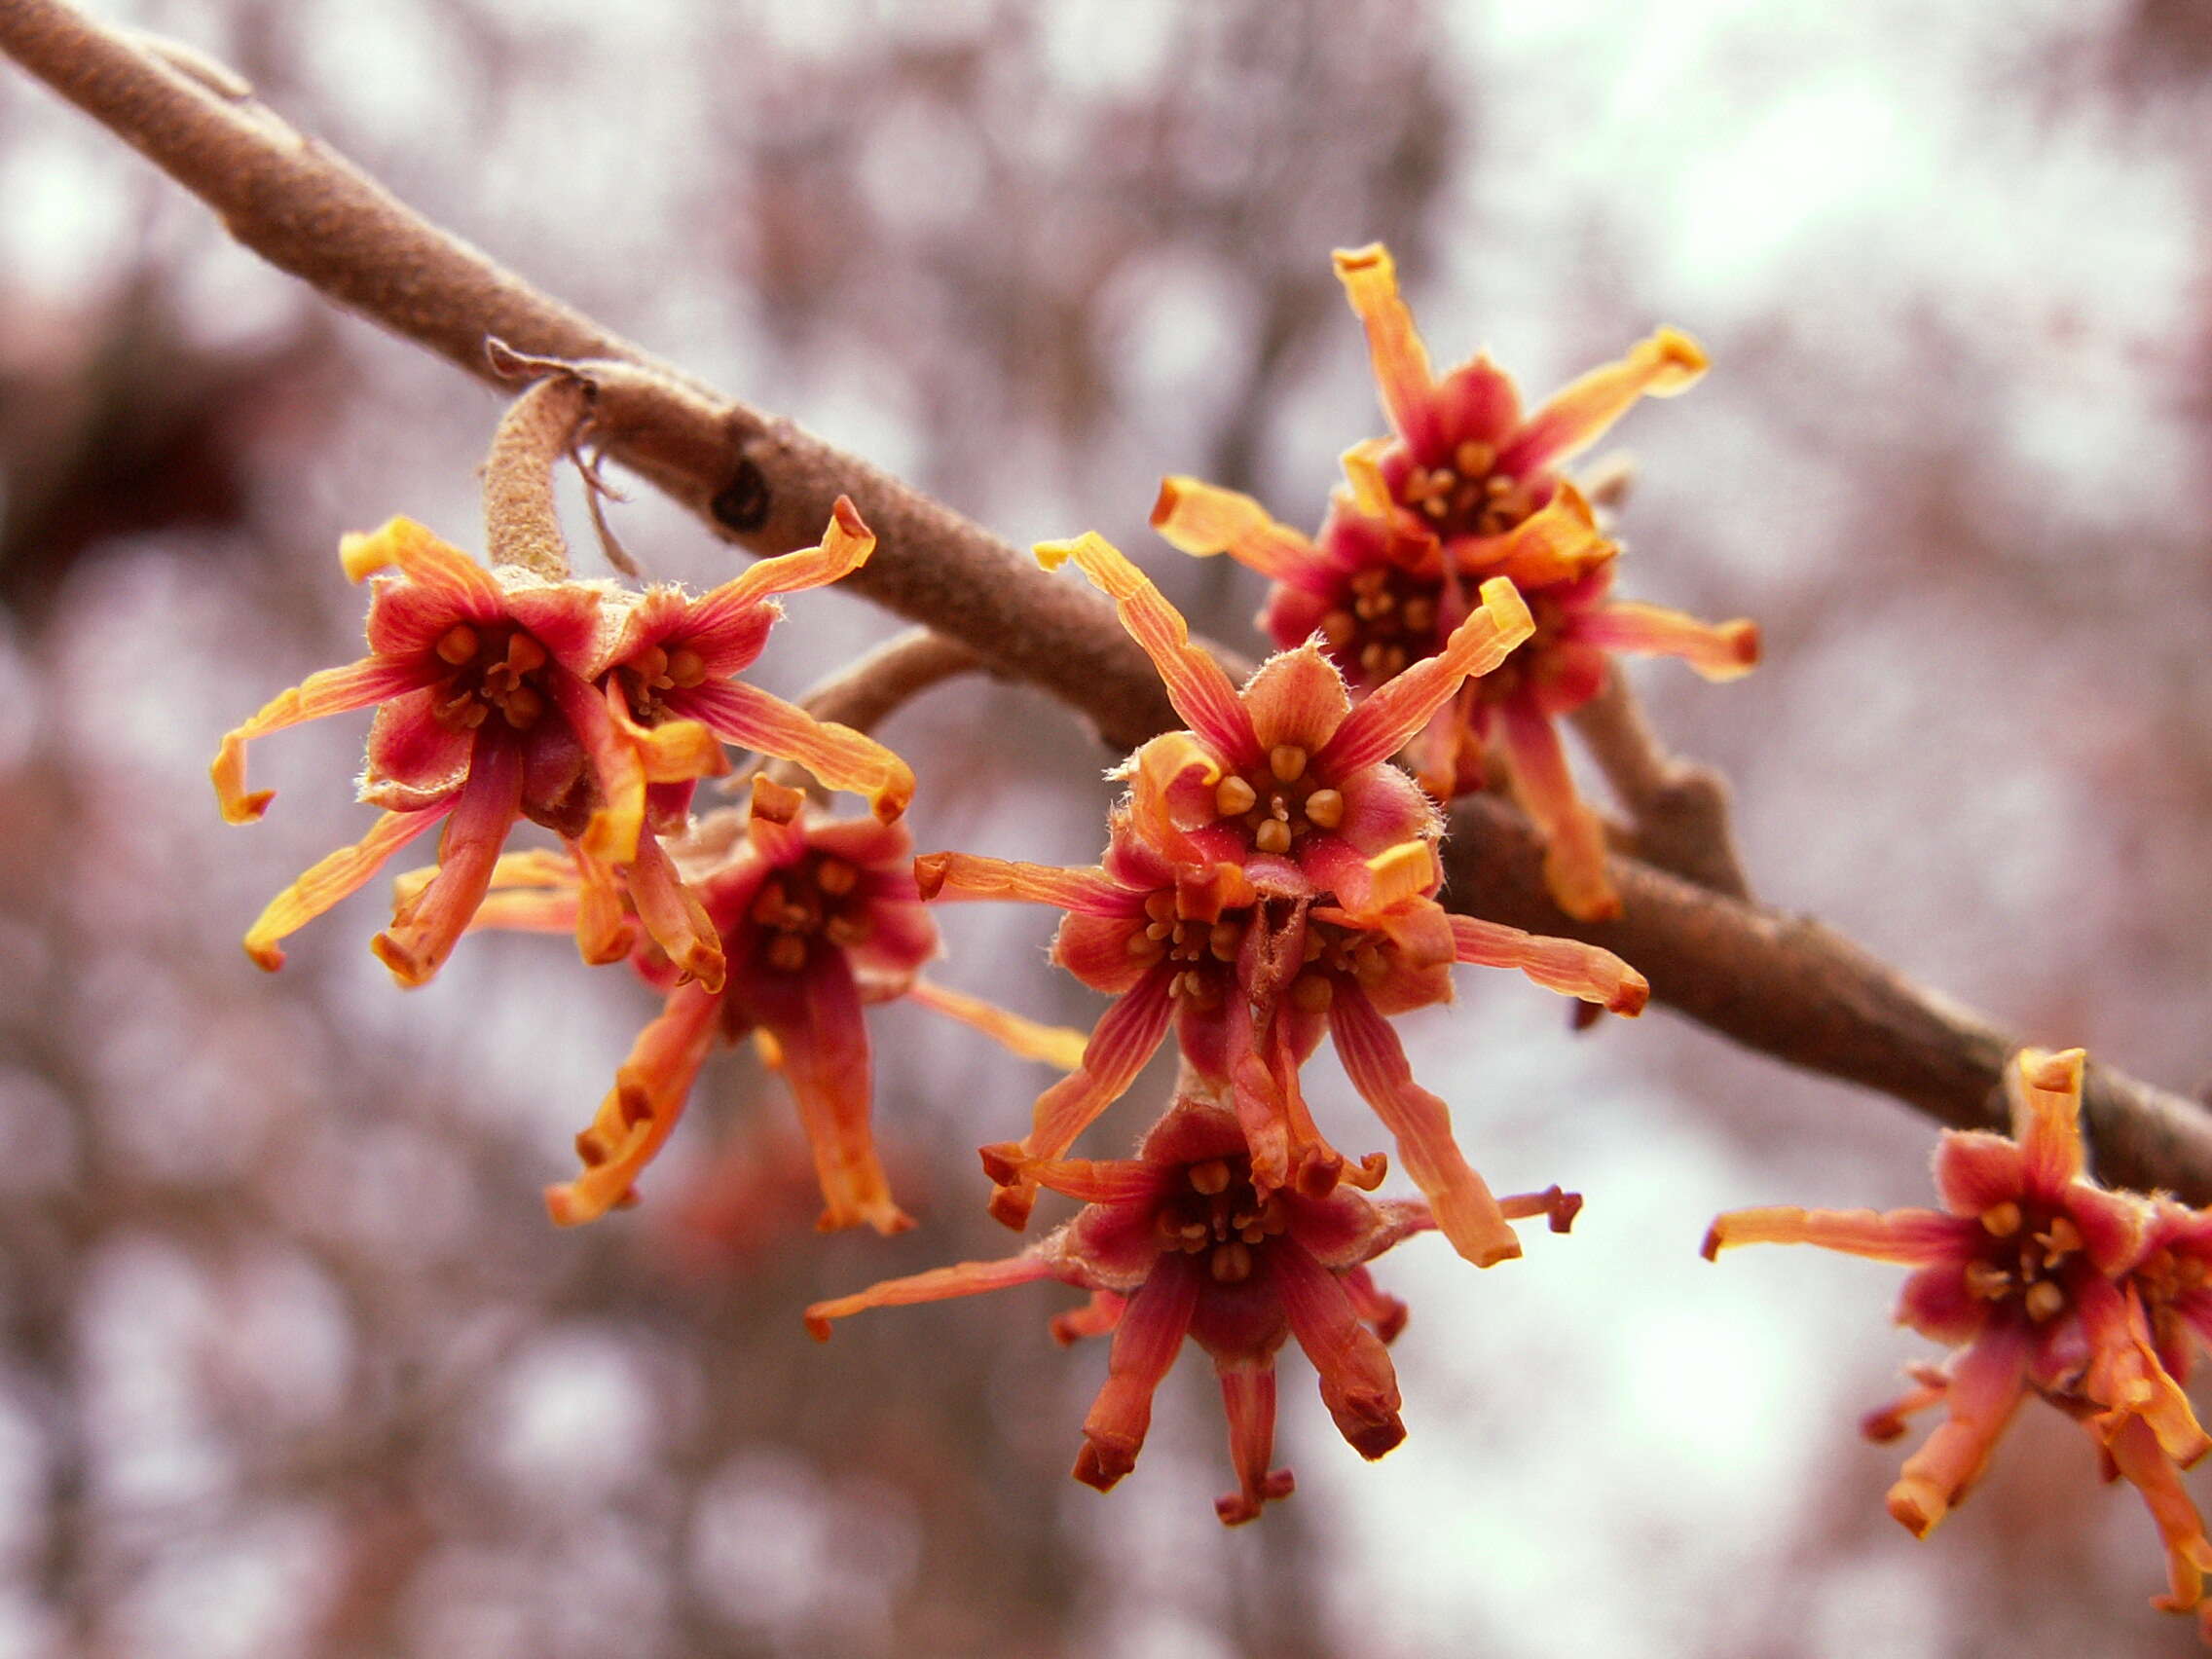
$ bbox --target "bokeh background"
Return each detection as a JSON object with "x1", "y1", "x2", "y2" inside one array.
[{"x1": 3, "y1": 0, "x2": 2210, "y2": 1653}]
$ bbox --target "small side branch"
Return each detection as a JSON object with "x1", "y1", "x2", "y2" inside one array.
[
  {"x1": 756, "y1": 629, "x2": 983, "y2": 799},
  {"x1": 1569, "y1": 666, "x2": 1750, "y2": 900}
]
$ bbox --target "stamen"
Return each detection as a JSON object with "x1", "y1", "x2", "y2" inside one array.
[
  {"x1": 505, "y1": 634, "x2": 548, "y2": 675},
  {"x1": 1964, "y1": 1261, "x2": 2011, "y2": 1301},
  {"x1": 815, "y1": 858, "x2": 858, "y2": 896},
  {"x1": 1189, "y1": 1160, "x2": 1231, "y2": 1195},
  {"x1": 1209, "y1": 921, "x2": 1243, "y2": 961},
  {"x1": 1455, "y1": 440, "x2": 1495, "y2": 476},
  {"x1": 1291, "y1": 974, "x2": 1334, "y2": 1013},
  {"x1": 2024, "y1": 1280, "x2": 2066, "y2": 1322},
  {"x1": 2038, "y1": 1216, "x2": 2083, "y2": 1267},
  {"x1": 1125, "y1": 929, "x2": 1164, "y2": 958},
  {"x1": 1321, "y1": 610, "x2": 1356, "y2": 648},
  {"x1": 825, "y1": 915, "x2": 871, "y2": 946},
  {"x1": 1254, "y1": 820, "x2": 1292, "y2": 856},
  {"x1": 1980, "y1": 1201, "x2": 2022, "y2": 1237},
  {"x1": 667, "y1": 646, "x2": 707, "y2": 687},
  {"x1": 1304, "y1": 789, "x2": 1345, "y2": 830},
  {"x1": 633, "y1": 645, "x2": 670, "y2": 684},
  {"x1": 435, "y1": 623, "x2": 480, "y2": 666},
  {"x1": 1211, "y1": 1240, "x2": 1254, "y2": 1283},
  {"x1": 751, "y1": 881, "x2": 789, "y2": 927},
  {"x1": 1269, "y1": 745, "x2": 1308, "y2": 783},
  {"x1": 766, "y1": 933, "x2": 808, "y2": 973},
  {"x1": 1215, "y1": 776, "x2": 1258, "y2": 818},
  {"x1": 500, "y1": 684, "x2": 544, "y2": 728},
  {"x1": 1399, "y1": 597, "x2": 1435, "y2": 634}
]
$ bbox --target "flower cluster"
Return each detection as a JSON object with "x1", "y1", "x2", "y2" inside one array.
[
  {"x1": 1706, "y1": 1048, "x2": 2212, "y2": 1633},
  {"x1": 215, "y1": 498, "x2": 910, "y2": 986},
  {"x1": 210, "y1": 499, "x2": 1070, "y2": 1236},
  {"x1": 813, "y1": 527, "x2": 1645, "y2": 1517},
  {"x1": 1153, "y1": 242, "x2": 1758, "y2": 919}
]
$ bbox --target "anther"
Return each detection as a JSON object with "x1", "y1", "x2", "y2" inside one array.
[
  {"x1": 435, "y1": 623, "x2": 480, "y2": 666},
  {"x1": 1455, "y1": 440, "x2": 1495, "y2": 476},
  {"x1": 2039, "y1": 1216, "x2": 2083, "y2": 1266},
  {"x1": 667, "y1": 646, "x2": 707, "y2": 687},
  {"x1": 1209, "y1": 921, "x2": 1242, "y2": 961},
  {"x1": 1964, "y1": 1261, "x2": 2011, "y2": 1301},
  {"x1": 1211, "y1": 1240, "x2": 1254, "y2": 1283},
  {"x1": 2024, "y1": 1280, "x2": 2066, "y2": 1322},
  {"x1": 1126, "y1": 929, "x2": 1164, "y2": 958},
  {"x1": 1321, "y1": 610, "x2": 1357, "y2": 648},
  {"x1": 1254, "y1": 820, "x2": 1292, "y2": 856},
  {"x1": 1304, "y1": 789, "x2": 1345, "y2": 830},
  {"x1": 751, "y1": 882, "x2": 789, "y2": 926},
  {"x1": 1189, "y1": 1160, "x2": 1232, "y2": 1196},
  {"x1": 1216, "y1": 776, "x2": 1258, "y2": 818},
  {"x1": 1980, "y1": 1201, "x2": 2022, "y2": 1237},
  {"x1": 1353, "y1": 590, "x2": 1393, "y2": 620},
  {"x1": 815, "y1": 859, "x2": 858, "y2": 896},
  {"x1": 500, "y1": 685, "x2": 544, "y2": 728},
  {"x1": 1421, "y1": 497, "x2": 1448, "y2": 519},
  {"x1": 1270, "y1": 746, "x2": 1308, "y2": 783},
  {"x1": 505, "y1": 634, "x2": 548, "y2": 675},
  {"x1": 825, "y1": 915, "x2": 871, "y2": 947},
  {"x1": 766, "y1": 933, "x2": 808, "y2": 973},
  {"x1": 1291, "y1": 974, "x2": 1334, "y2": 1013},
  {"x1": 1359, "y1": 642, "x2": 1390, "y2": 678},
  {"x1": 633, "y1": 645, "x2": 670, "y2": 684},
  {"x1": 1399, "y1": 597, "x2": 1435, "y2": 634}
]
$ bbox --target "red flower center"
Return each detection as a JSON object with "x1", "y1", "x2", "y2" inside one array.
[
  {"x1": 747, "y1": 852, "x2": 871, "y2": 973},
  {"x1": 617, "y1": 640, "x2": 710, "y2": 724},
  {"x1": 1154, "y1": 1156, "x2": 1291, "y2": 1284},
  {"x1": 1969, "y1": 1200, "x2": 2090, "y2": 1324},
  {"x1": 1319, "y1": 565, "x2": 1444, "y2": 685},
  {"x1": 1398, "y1": 440, "x2": 1538, "y2": 540},
  {"x1": 429, "y1": 622, "x2": 554, "y2": 733},
  {"x1": 1205, "y1": 744, "x2": 1346, "y2": 857}
]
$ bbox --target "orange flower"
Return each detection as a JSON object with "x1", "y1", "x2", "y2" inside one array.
[
  {"x1": 930, "y1": 533, "x2": 1644, "y2": 1267},
  {"x1": 463, "y1": 777, "x2": 1083, "y2": 1234},
  {"x1": 805, "y1": 1094, "x2": 1580, "y2": 1525},
  {"x1": 212, "y1": 500, "x2": 908, "y2": 986},
  {"x1": 1706, "y1": 1049, "x2": 2212, "y2": 1626},
  {"x1": 1154, "y1": 243, "x2": 1757, "y2": 920}
]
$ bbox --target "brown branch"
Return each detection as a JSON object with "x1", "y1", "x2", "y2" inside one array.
[
  {"x1": 10, "y1": 0, "x2": 2212, "y2": 1199},
  {"x1": 1568, "y1": 666, "x2": 1751, "y2": 900},
  {"x1": 1440, "y1": 794, "x2": 2212, "y2": 1203},
  {"x1": 0, "y1": 0, "x2": 1184, "y2": 750}
]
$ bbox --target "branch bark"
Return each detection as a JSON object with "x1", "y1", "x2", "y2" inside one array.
[
  {"x1": 1440, "y1": 794, "x2": 2212, "y2": 1202},
  {"x1": 0, "y1": 0, "x2": 1184, "y2": 750},
  {"x1": 9, "y1": 0, "x2": 2211, "y2": 1199}
]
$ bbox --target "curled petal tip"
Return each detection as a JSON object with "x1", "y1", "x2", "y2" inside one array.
[
  {"x1": 1545, "y1": 1189, "x2": 1584, "y2": 1234},
  {"x1": 1072, "y1": 1439, "x2": 1133, "y2": 1493},
  {"x1": 1700, "y1": 1221, "x2": 1727, "y2": 1262},
  {"x1": 1033, "y1": 535, "x2": 1088, "y2": 573},
  {"x1": 2020, "y1": 1047, "x2": 2087, "y2": 1093},
  {"x1": 803, "y1": 1310, "x2": 834, "y2": 1343},
  {"x1": 1149, "y1": 477, "x2": 1195, "y2": 535},
  {"x1": 1722, "y1": 620, "x2": 1760, "y2": 673},
  {"x1": 987, "y1": 1185, "x2": 1037, "y2": 1231},
  {"x1": 1475, "y1": 575, "x2": 1534, "y2": 642},
  {"x1": 748, "y1": 773, "x2": 806, "y2": 825},
  {"x1": 1885, "y1": 1477, "x2": 1946, "y2": 1539},
  {"x1": 369, "y1": 931, "x2": 436, "y2": 988},
  {"x1": 1330, "y1": 242, "x2": 1391, "y2": 279},
  {"x1": 243, "y1": 937, "x2": 285, "y2": 973},
  {"x1": 912, "y1": 853, "x2": 951, "y2": 901},
  {"x1": 828, "y1": 495, "x2": 872, "y2": 551},
  {"x1": 1643, "y1": 326, "x2": 1709, "y2": 392},
  {"x1": 1611, "y1": 970, "x2": 1651, "y2": 1016},
  {"x1": 871, "y1": 757, "x2": 917, "y2": 823}
]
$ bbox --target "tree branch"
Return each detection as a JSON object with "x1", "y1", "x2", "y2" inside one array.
[
  {"x1": 0, "y1": 0, "x2": 1184, "y2": 749},
  {"x1": 1569, "y1": 666, "x2": 1751, "y2": 899},
  {"x1": 1440, "y1": 794, "x2": 2212, "y2": 1203},
  {"x1": 10, "y1": 0, "x2": 2211, "y2": 1199}
]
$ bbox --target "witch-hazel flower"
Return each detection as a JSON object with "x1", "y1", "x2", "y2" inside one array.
[
  {"x1": 1153, "y1": 242, "x2": 1757, "y2": 921},
  {"x1": 212, "y1": 499, "x2": 909, "y2": 987},
  {"x1": 805, "y1": 1093, "x2": 1580, "y2": 1526},
  {"x1": 1705, "y1": 1048, "x2": 2212, "y2": 1629},
  {"x1": 458, "y1": 774, "x2": 1085, "y2": 1234},
  {"x1": 923, "y1": 531, "x2": 1644, "y2": 1267}
]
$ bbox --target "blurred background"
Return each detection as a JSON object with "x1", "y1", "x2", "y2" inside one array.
[{"x1": 2, "y1": 0, "x2": 2209, "y2": 1653}]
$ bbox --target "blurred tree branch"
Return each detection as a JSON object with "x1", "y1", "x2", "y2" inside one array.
[{"x1": 5, "y1": 0, "x2": 2211, "y2": 1203}]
